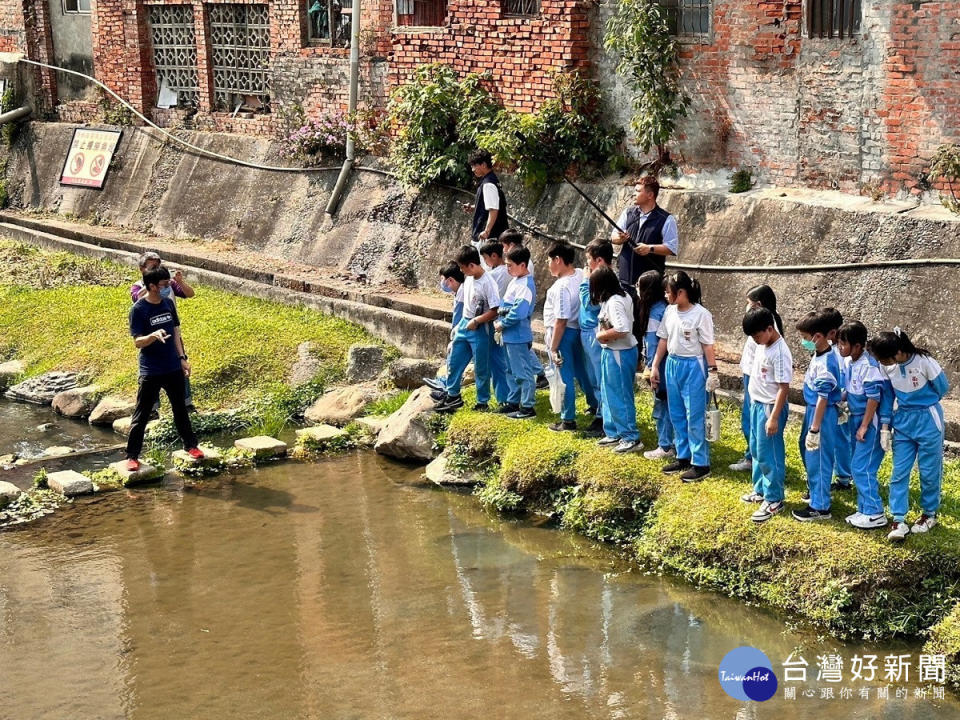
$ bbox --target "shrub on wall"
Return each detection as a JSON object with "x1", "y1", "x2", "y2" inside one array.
[{"x1": 930, "y1": 144, "x2": 960, "y2": 215}]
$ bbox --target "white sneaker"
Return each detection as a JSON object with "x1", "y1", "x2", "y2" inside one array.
[
  {"x1": 643, "y1": 446, "x2": 675, "y2": 460},
  {"x1": 850, "y1": 513, "x2": 888, "y2": 529},
  {"x1": 740, "y1": 491, "x2": 764, "y2": 504},
  {"x1": 887, "y1": 522, "x2": 910, "y2": 542},
  {"x1": 845, "y1": 511, "x2": 864, "y2": 525},
  {"x1": 614, "y1": 440, "x2": 643, "y2": 454},
  {"x1": 911, "y1": 514, "x2": 938, "y2": 534},
  {"x1": 597, "y1": 436, "x2": 620, "y2": 447},
  {"x1": 729, "y1": 457, "x2": 753, "y2": 472},
  {"x1": 752, "y1": 500, "x2": 783, "y2": 523}
]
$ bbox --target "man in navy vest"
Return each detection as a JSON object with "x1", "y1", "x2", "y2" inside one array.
[
  {"x1": 464, "y1": 150, "x2": 509, "y2": 243},
  {"x1": 610, "y1": 176, "x2": 679, "y2": 287}
]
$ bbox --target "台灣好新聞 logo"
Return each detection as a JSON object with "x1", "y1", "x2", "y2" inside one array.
[{"x1": 718, "y1": 646, "x2": 778, "y2": 702}]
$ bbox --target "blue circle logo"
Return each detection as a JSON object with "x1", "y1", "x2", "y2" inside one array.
[{"x1": 718, "y1": 646, "x2": 778, "y2": 702}]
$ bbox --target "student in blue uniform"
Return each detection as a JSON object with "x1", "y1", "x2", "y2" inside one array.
[
  {"x1": 793, "y1": 311, "x2": 843, "y2": 522},
  {"x1": 822, "y1": 307, "x2": 853, "y2": 490},
  {"x1": 837, "y1": 321, "x2": 893, "y2": 530},
  {"x1": 590, "y1": 266, "x2": 641, "y2": 453},
  {"x1": 739, "y1": 307, "x2": 792, "y2": 523},
  {"x1": 650, "y1": 271, "x2": 718, "y2": 482},
  {"x1": 434, "y1": 245, "x2": 501, "y2": 413},
  {"x1": 480, "y1": 241, "x2": 511, "y2": 408},
  {"x1": 494, "y1": 246, "x2": 537, "y2": 419},
  {"x1": 578, "y1": 240, "x2": 614, "y2": 433},
  {"x1": 500, "y1": 230, "x2": 546, "y2": 389},
  {"x1": 425, "y1": 262, "x2": 465, "y2": 396},
  {"x1": 868, "y1": 328, "x2": 949, "y2": 542},
  {"x1": 730, "y1": 285, "x2": 784, "y2": 474},
  {"x1": 635, "y1": 270, "x2": 674, "y2": 460}
]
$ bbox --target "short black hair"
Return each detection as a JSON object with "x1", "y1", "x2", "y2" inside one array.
[
  {"x1": 795, "y1": 310, "x2": 831, "y2": 336},
  {"x1": 455, "y1": 245, "x2": 482, "y2": 267},
  {"x1": 589, "y1": 266, "x2": 625, "y2": 306},
  {"x1": 499, "y1": 229, "x2": 523, "y2": 247},
  {"x1": 837, "y1": 320, "x2": 867, "y2": 347},
  {"x1": 820, "y1": 307, "x2": 844, "y2": 331},
  {"x1": 468, "y1": 150, "x2": 493, "y2": 168},
  {"x1": 585, "y1": 239, "x2": 614, "y2": 265},
  {"x1": 439, "y1": 261, "x2": 464, "y2": 283},
  {"x1": 742, "y1": 307, "x2": 775, "y2": 336},
  {"x1": 142, "y1": 266, "x2": 171, "y2": 291},
  {"x1": 479, "y1": 241, "x2": 503, "y2": 259},
  {"x1": 547, "y1": 242, "x2": 576, "y2": 266},
  {"x1": 506, "y1": 246, "x2": 530, "y2": 266}
]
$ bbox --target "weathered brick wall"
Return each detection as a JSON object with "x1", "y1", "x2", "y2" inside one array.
[
  {"x1": 389, "y1": 0, "x2": 591, "y2": 112},
  {"x1": 0, "y1": 0, "x2": 25, "y2": 52}
]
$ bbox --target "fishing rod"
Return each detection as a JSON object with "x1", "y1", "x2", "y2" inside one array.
[{"x1": 561, "y1": 175, "x2": 626, "y2": 235}]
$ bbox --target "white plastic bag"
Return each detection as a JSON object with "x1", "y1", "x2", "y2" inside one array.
[{"x1": 545, "y1": 364, "x2": 564, "y2": 415}]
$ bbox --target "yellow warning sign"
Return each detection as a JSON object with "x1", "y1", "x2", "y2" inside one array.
[{"x1": 60, "y1": 128, "x2": 122, "y2": 189}]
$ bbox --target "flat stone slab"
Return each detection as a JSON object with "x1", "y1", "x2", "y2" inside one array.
[
  {"x1": 295, "y1": 424, "x2": 346, "y2": 442},
  {"x1": 112, "y1": 417, "x2": 160, "y2": 437},
  {"x1": 43, "y1": 446, "x2": 74, "y2": 457},
  {"x1": 234, "y1": 436, "x2": 287, "y2": 459},
  {"x1": 423, "y1": 454, "x2": 480, "y2": 487},
  {"x1": 4, "y1": 371, "x2": 79, "y2": 404},
  {"x1": 46, "y1": 470, "x2": 94, "y2": 496},
  {"x1": 171, "y1": 446, "x2": 223, "y2": 468},
  {"x1": 108, "y1": 461, "x2": 164, "y2": 486},
  {"x1": 0, "y1": 480, "x2": 23, "y2": 508}
]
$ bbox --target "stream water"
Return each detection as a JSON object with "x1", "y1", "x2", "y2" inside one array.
[
  {"x1": 0, "y1": 399, "x2": 118, "y2": 460},
  {"x1": 2, "y1": 450, "x2": 959, "y2": 719}
]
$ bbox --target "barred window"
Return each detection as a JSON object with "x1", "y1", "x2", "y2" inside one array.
[
  {"x1": 503, "y1": 0, "x2": 540, "y2": 17},
  {"x1": 807, "y1": 0, "x2": 861, "y2": 38},
  {"x1": 395, "y1": 0, "x2": 446, "y2": 27},
  {"x1": 209, "y1": 4, "x2": 271, "y2": 111},
  {"x1": 307, "y1": 0, "x2": 352, "y2": 47},
  {"x1": 660, "y1": 0, "x2": 711, "y2": 39},
  {"x1": 149, "y1": 4, "x2": 199, "y2": 108}
]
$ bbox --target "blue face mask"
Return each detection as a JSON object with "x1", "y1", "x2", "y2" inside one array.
[
  {"x1": 801, "y1": 339, "x2": 817, "y2": 353},
  {"x1": 439, "y1": 279, "x2": 453, "y2": 294}
]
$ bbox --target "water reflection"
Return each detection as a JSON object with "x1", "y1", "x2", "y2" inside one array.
[{"x1": 1, "y1": 454, "x2": 958, "y2": 720}]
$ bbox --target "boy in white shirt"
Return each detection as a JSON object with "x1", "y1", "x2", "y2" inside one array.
[
  {"x1": 739, "y1": 308, "x2": 793, "y2": 523},
  {"x1": 544, "y1": 243, "x2": 598, "y2": 432},
  {"x1": 480, "y1": 241, "x2": 511, "y2": 407},
  {"x1": 435, "y1": 246, "x2": 501, "y2": 413}
]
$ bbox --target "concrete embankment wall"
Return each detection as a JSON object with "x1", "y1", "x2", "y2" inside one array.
[{"x1": 7, "y1": 122, "x2": 960, "y2": 397}]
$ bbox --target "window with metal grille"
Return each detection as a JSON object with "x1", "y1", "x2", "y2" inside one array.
[
  {"x1": 307, "y1": 0, "x2": 352, "y2": 46},
  {"x1": 395, "y1": 0, "x2": 446, "y2": 27},
  {"x1": 660, "y1": 0, "x2": 711, "y2": 39},
  {"x1": 503, "y1": 0, "x2": 539, "y2": 17},
  {"x1": 149, "y1": 4, "x2": 199, "y2": 108},
  {"x1": 209, "y1": 3, "x2": 271, "y2": 111},
  {"x1": 807, "y1": 0, "x2": 861, "y2": 38}
]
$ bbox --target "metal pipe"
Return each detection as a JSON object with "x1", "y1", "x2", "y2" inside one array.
[
  {"x1": 325, "y1": 0, "x2": 362, "y2": 218},
  {"x1": 0, "y1": 105, "x2": 32, "y2": 124}
]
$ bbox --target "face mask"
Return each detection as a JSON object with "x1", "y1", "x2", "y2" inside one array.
[
  {"x1": 801, "y1": 339, "x2": 817, "y2": 353},
  {"x1": 439, "y1": 279, "x2": 452, "y2": 294}
]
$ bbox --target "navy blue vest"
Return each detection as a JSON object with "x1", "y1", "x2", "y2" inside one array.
[
  {"x1": 472, "y1": 172, "x2": 508, "y2": 240},
  {"x1": 617, "y1": 204, "x2": 671, "y2": 287}
]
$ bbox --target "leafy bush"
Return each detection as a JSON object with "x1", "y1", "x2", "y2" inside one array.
[
  {"x1": 729, "y1": 168, "x2": 753, "y2": 193},
  {"x1": 930, "y1": 143, "x2": 960, "y2": 214},
  {"x1": 281, "y1": 110, "x2": 351, "y2": 161}
]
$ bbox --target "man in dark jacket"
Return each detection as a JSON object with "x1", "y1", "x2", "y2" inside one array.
[
  {"x1": 464, "y1": 150, "x2": 508, "y2": 243},
  {"x1": 610, "y1": 176, "x2": 679, "y2": 287}
]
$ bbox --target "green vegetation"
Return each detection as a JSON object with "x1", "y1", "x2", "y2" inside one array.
[
  {"x1": 365, "y1": 390, "x2": 412, "y2": 416},
  {"x1": 729, "y1": 168, "x2": 753, "y2": 194},
  {"x1": 444, "y1": 392, "x2": 960, "y2": 658},
  {"x1": 0, "y1": 241, "x2": 380, "y2": 411},
  {"x1": 930, "y1": 143, "x2": 960, "y2": 214}
]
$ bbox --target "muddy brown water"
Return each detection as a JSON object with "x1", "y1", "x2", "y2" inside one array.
[
  {"x1": 2, "y1": 453, "x2": 959, "y2": 719},
  {"x1": 0, "y1": 399, "x2": 118, "y2": 460}
]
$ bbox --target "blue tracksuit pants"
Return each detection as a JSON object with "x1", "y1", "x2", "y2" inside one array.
[
  {"x1": 488, "y1": 325, "x2": 510, "y2": 405},
  {"x1": 889, "y1": 405, "x2": 944, "y2": 522},
  {"x1": 834, "y1": 413, "x2": 853, "y2": 481},
  {"x1": 556, "y1": 326, "x2": 598, "y2": 422},
  {"x1": 848, "y1": 414, "x2": 885, "y2": 516},
  {"x1": 740, "y1": 375, "x2": 752, "y2": 461},
  {"x1": 581, "y1": 327, "x2": 603, "y2": 411},
  {"x1": 504, "y1": 342, "x2": 536, "y2": 409},
  {"x1": 600, "y1": 345, "x2": 639, "y2": 443},
  {"x1": 665, "y1": 355, "x2": 709, "y2": 467},
  {"x1": 800, "y1": 404, "x2": 838, "y2": 512},
  {"x1": 446, "y1": 323, "x2": 491, "y2": 404},
  {"x1": 750, "y1": 401, "x2": 788, "y2": 503},
  {"x1": 653, "y1": 393, "x2": 674, "y2": 451}
]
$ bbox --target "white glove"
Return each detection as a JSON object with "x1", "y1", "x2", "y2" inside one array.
[
  {"x1": 494, "y1": 328, "x2": 503, "y2": 346},
  {"x1": 880, "y1": 425, "x2": 893, "y2": 452},
  {"x1": 805, "y1": 429, "x2": 821, "y2": 452},
  {"x1": 705, "y1": 372, "x2": 719, "y2": 394},
  {"x1": 550, "y1": 350, "x2": 563, "y2": 368}
]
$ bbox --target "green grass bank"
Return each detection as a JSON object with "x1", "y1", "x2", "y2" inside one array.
[{"x1": 444, "y1": 388, "x2": 960, "y2": 683}]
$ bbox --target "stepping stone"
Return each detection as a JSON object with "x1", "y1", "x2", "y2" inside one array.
[
  {"x1": 0, "y1": 480, "x2": 23, "y2": 508},
  {"x1": 171, "y1": 446, "x2": 223, "y2": 468},
  {"x1": 46, "y1": 470, "x2": 94, "y2": 496},
  {"x1": 43, "y1": 446, "x2": 74, "y2": 457},
  {"x1": 295, "y1": 425, "x2": 345, "y2": 442},
  {"x1": 108, "y1": 460, "x2": 164, "y2": 486},
  {"x1": 112, "y1": 417, "x2": 159, "y2": 437},
  {"x1": 234, "y1": 436, "x2": 287, "y2": 459}
]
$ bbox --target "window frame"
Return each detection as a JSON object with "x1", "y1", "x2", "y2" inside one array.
[
  {"x1": 62, "y1": 0, "x2": 91, "y2": 15},
  {"x1": 659, "y1": 0, "x2": 713, "y2": 46},
  {"x1": 501, "y1": 0, "x2": 540, "y2": 19},
  {"x1": 805, "y1": 0, "x2": 862, "y2": 39}
]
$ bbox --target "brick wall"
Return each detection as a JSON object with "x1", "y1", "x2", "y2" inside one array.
[{"x1": 0, "y1": 0, "x2": 25, "y2": 52}]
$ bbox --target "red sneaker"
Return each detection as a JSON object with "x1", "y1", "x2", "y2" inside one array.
[
  {"x1": 126, "y1": 458, "x2": 140, "y2": 472},
  {"x1": 187, "y1": 447, "x2": 205, "y2": 460}
]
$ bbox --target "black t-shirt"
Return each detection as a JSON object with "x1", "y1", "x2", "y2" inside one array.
[{"x1": 129, "y1": 297, "x2": 181, "y2": 376}]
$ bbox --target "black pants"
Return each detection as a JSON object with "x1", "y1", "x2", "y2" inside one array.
[{"x1": 126, "y1": 370, "x2": 198, "y2": 460}]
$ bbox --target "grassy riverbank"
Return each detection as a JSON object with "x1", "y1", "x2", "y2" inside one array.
[
  {"x1": 443, "y1": 388, "x2": 960, "y2": 681},
  {"x1": 0, "y1": 241, "x2": 382, "y2": 409}
]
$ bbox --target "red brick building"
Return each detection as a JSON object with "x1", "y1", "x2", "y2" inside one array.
[{"x1": 1, "y1": 0, "x2": 957, "y2": 196}]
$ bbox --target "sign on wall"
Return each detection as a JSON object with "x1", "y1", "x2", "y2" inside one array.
[{"x1": 59, "y1": 128, "x2": 122, "y2": 189}]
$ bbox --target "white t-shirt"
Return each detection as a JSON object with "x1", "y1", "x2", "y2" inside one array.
[
  {"x1": 488, "y1": 264, "x2": 510, "y2": 297},
  {"x1": 462, "y1": 271, "x2": 500, "y2": 320},
  {"x1": 656, "y1": 304, "x2": 715, "y2": 357},
  {"x1": 543, "y1": 269, "x2": 583, "y2": 331},
  {"x1": 740, "y1": 337, "x2": 757, "y2": 376},
  {"x1": 482, "y1": 183, "x2": 500, "y2": 211},
  {"x1": 748, "y1": 337, "x2": 793, "y2": 405},
  {"x1": 598, "y1": 294, "x2": 637, "y2": 350}
]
